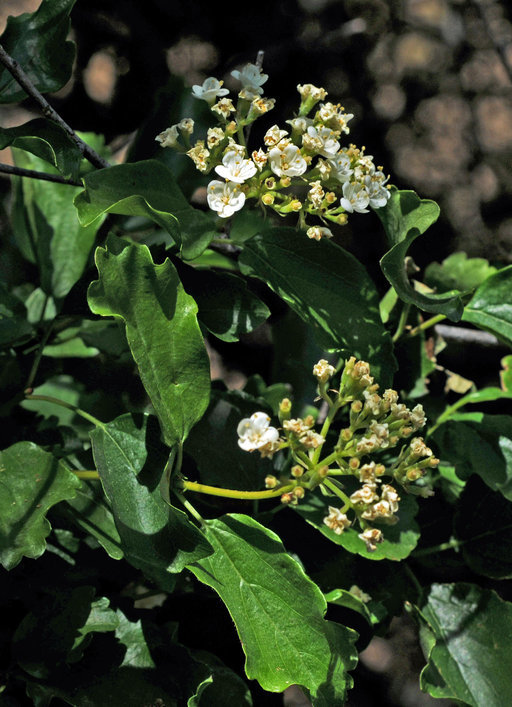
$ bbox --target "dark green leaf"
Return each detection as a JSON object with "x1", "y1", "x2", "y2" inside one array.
[
  {"x1": 21, "y1": 375, "x2": 83, "y2": 427},
  {"x1": 187, "y1": 652, "x2": 253, "y2": 707},
  {"x1": 178, "y1": 265, "x2": 270, "y2": 342},
  {"x1": 0, "y1": 442, "x2": 80, "y2": 569},
  {"x1": 454, "y1": 476, "x2": 512, "y2": 578},
  {"x1": 88, "y1": 236, "x2": 210, "y2": 446},
  {"x1": 0, "y1": 0, "x2": 76, "y2": 104},
  {"x1": 433, "y1": 386, "x2": 512, "y2": 429},
  {"x1": 425, "y1": 252, "x2": 498, "y2": 294},
  {"x1": 433, "y1": 412, "x2": 512, "y2": 499},
  {"x1": 188, "y1": 514, "x2": 358, "y2": 705},
  {"x1": 377, "y1": 189, "x2": 464, "y2": 320},
  {"x1": 0, "y1": 283, "x2": 33, "y2": 347},
  {"x1": 419, "y1": 583, "x2": 512, "y2": 706},
  {"x1": 90, "y1": 413, "x2": 213, "y2": 589},
  {"x1": 324, "y1": 588, "x2": 385, "y2": 627},
  {"x1": 63, "y1": 483, "x2": 123, "y2": 560},
  {"x1": 294, "y1": 491, "x2": 420, "y2": 561},
  {"x1": 0, "y1": 119, "x2": 82, "y2": 179},
  {"x1": 74, "y1": 160, "x2": 217, "y2": 260},
  {"x1": 462, "y1": 265, "x2": 512, "y2": 346},
  {"x1": 12, "y1": 150, "x2": 101, "y2": 300},
  {"x1": 239, "y1": 227, "x2": 396, "y2": 385}
]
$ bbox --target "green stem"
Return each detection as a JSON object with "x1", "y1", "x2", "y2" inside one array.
[
  {"x1": 322, "y1": 477, "x2": 351, "y2": 509},
  {"x1": 403, "y1": 563, "x2": 423, "y2": 599},
  {"x1": 73, "y1": 470, "x2": 100, "y2": 480},
  {"x1": 182, "y1": 479, "x2": 294, "y2": 500},
  {"x1": 408, "y1": 313, "x2": 446, "y2": 337},
  {"x1": 174, "y1": 489, "x2": 204, "y2": 524},
  {"x1": 392, "y1": 303, "x2": 411, "y2": 343},
  {"x1": 24, "y1": 394, "x2": 104, "y2": 428}
]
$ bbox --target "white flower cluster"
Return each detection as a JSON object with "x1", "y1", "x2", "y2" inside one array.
[{"x1": 155, "y1": 66, "x2": 391, "y2": 238}]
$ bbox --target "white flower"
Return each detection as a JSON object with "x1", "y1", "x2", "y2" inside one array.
[
  {"x1": 313, "y1": 359, "x2": 336, "y2": 382},
  {"x1": 252, "y1": 148, "x2": 268, "y2": 171},
  {"x1": 358, "y1": 528, "x2": 384, "y2": 552},
  {"x1": 155, "y1": 125, "x2": 179, "y2": 148},
  {"x1": 231, "y1": 63, "x2": 268, "y2": 95},
  {"x1": 214, "y1": 150, "x2": 257, "y2": 184},
  {"x1": 268, "y1": 144, "x2": 307, "y2": 177},
  {"x1": 307, "y1": 180, "x2": 325, "y2": 208},
  {"x1": 304, "y1": 126, "x2": 340, "y2": 158},
  {"x1": 212, "y1": 97, "x2": 236, "y2": 119},
  {"x1": 286, "y1": 116, "x2": 313, "y2": 134},
  {"x1": 323, "y1": 506, "x2": 351, "y2": 535},
  {"x1": 329, "y1": 151, "x2": 353, "y2": 183},
  {"x1": 307, "y1": 226, "x2": 333, "y2": 241},
  {"x1": 207, "y1": 180, "x2": 246, "y2": 218},
  {"x1": 237, "y1": 412, "x2": 279, "y2": 452},
  {"x1": 264, "y1": 125, "x2": 289, "y2": 147},
  {"x1": 339, "y1": 182, "x2": 370, "y2": 214},
  {"x1": 207, "y1": 127, "x2": 225, "y2": 149},
  {"x1": 297, "y1": 84, "x2": 328, "y2": 101},
  {"x1": 192, "y1": 77, "x2": 229, "y2": 105}
]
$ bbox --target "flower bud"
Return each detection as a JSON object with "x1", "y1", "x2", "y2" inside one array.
[
  {"x1": 341, "y1": 428, "x2": 353, "y2": 442},
  {"x1": 262, "y1": 193, "x2": 275, "y2": 205},
  {"x1": 349, "y1": 457, "x2": 360, "y2": 470},
  {"x1": 265, "y1": 475, "x2": 278, "y2": 488},
  {"x1": 291, "y1": 465, "x2": 304, "y2": 478}
]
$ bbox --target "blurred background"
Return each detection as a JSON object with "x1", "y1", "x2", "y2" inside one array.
[{"x1": 1, "y1": 1, "x2": 511, "y2": 705}]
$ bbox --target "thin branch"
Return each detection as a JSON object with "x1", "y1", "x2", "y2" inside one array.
[
  {"x1": 0, "y1": 161, "x2": 81, "y2": 186},
  {"x1": 435, "y1": 323, "x2": 504, "y2": 347},
  {"x1": 0, "y1": 42, "x2": 110, "y2": 170}
]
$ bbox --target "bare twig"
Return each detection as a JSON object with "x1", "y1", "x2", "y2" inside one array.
[
  {"x1": 470, "y1": 0, "x2": 512, "y2": 85},
  {"x1": 0, "y1": 161, "x2": 81, "y2": 186},
  {"x1": 435, "y1": 323, "x2": 504, "y2": 347},
  {"x1": 0, "y1": 43, "x2": 110, "y2": 170}
]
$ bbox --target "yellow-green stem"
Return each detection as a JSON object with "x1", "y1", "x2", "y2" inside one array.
[
  {"x1": 73, "y1": 470, "x2": 100, "y2": 479},
  {"x1": 182, "y1": 479, "x2": 294, "y2": 500},
  {"x1": 409, "y1": 313, "x2": 446, "y2": 337},
  {"x1": 24, "y1": 394, "x2": 104, "y2": 428},
  {"x1": 322, "y1": 477, "x2": 352, "y2": 509}
]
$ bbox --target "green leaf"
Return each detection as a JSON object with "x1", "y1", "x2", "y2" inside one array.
[
  {"x1": 90, "y1": 413, "x2": 213, "y2": 589},
  {"x1": 419, "y1": 583, "x2": 512, "y2": 706},
  {"x1": 324, "y1": 588, "x2": 385, "y2": 627},
  {"x1": 88, "y1": 236, "x2": 210, "y2": 446},
  {"x1": 454, "y1": 476, "x2": 512, "y2": 578},
  {"x1": 239, "y1": 227, "x2": 396, "y2": 386},
  {"x1": 0, "y1": 282, "x2": 34, "y2": 347},
  {"x1": 185, "y1": 387, "x2": 274, "y2": 491},
  {"x1": 0, "y1": 442, "x2": 80, "y2": 570},
  {"x1": 74, "y1": 160, "x2": 217, "y2": 260},
  {"x1": 178, "y1": 265, "x2": 270, "y2": 342},
  {"x1": 462, "y1": 265, "x2": 512, "y2": 346},
  {"x1": 0, "y1": 119, "x2": 82, "y2": 180},
  {"x1": 294, "y1": 491, "x2": 420, "y2": 561},
  {"x1": 0, "y1": 0, "x2": 76, "y2": 104},
  {"x1": 188, "y1": 514, "x2": 358, "y2": 705},
  {"x1": 433, "y1": 412, "x2": 512, "y2": 499},
  {"x1": 424, "y1": 252, "x2": 498, "y2": 294},
  {"x1": 502, "y1": 354, "x2": 512, "y2": 392},
  {"x1": 11, "y1": 150, "x2": 102, "y2": 300},
  {"x1": 63, "y1": 483, "x2": 123, "y2": 560},
  {"x1": 377, "y1": 189, "x2": 464, "y2": 320},
  {"x1": 187, "y1": 652, "x2": 253, "y2": 707},
  {"x1": 433, "y1": 386, "x2": 512, "y2": 429}
]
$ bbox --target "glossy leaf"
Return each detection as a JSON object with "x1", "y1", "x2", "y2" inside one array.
[
  {"x1": 424, "y1": 252, "x2": 497, "y2": 294},
  {"x1": 419, "y1": 583, "x2": 512, "y2": 706},
  {"x1": 177, "y1": 265, "x2": 270, "y2": 342},
  {"x1": 90, "y1": 413, "x2": 213, "y2": 589},
  {"x1": 324, "y1": 588, "x2": 385, "y2": 627},
  {"x1": 188, "y1": 513, "x2": 358, "y2": 705},
  {"x1": 11, "y1": 150, "x2": 101, "y2": 300},
  {"x1": 0, "y1": 442, "x2": 80, "y2": 570},
  {"x1": 433, "y1": 386, "x2": 512, "y2": 429},
  {"x1": 433, "y1": 412, "x2": 512, "y2": 499},
  {"x1": 377, "y1": 189, "x2": 464, "y2": 320},
  {"x1": 454, "y1": 476, "x2": 512, "y2": 578},
  {"x1": 88, "y1": 236, "x2": 210, "y2": 446},
  {"x1": 0, "y1": 0, "x2": 76, "y2": 104},
  {"x1": 294, "y1": 491, "x2": 420, "y2": 561},
  {"x1": 74, "y1": 160, "x2": 217, "y2": 259},
  {"x1": 0, "y1": 119, "x2": 82, "y2": 179},
  {"x1": 239, "y1": 226, "x2": 396, "y2": 385},
  {"x1": 63, "y1": 484, "x2": 123, "y2": 560},
  {"x1": 462, "y1": 265, "x2": 512, "y2": 346}
]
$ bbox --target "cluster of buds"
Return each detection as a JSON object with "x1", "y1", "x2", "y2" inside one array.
[
  {"x1": 237, "y1": 356, "x2": 438, "y2": 552},
  {"x1": 156, "y1": 64, "x2": 391, "y2": 239}
]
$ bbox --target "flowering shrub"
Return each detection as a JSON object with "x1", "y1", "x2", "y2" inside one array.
[
  {"x1": 2, "y1": 3, "x2": 512, "y2": 706},
  {"x1": 156, "y1": 64, "x2": 390, "y2": 236}
]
